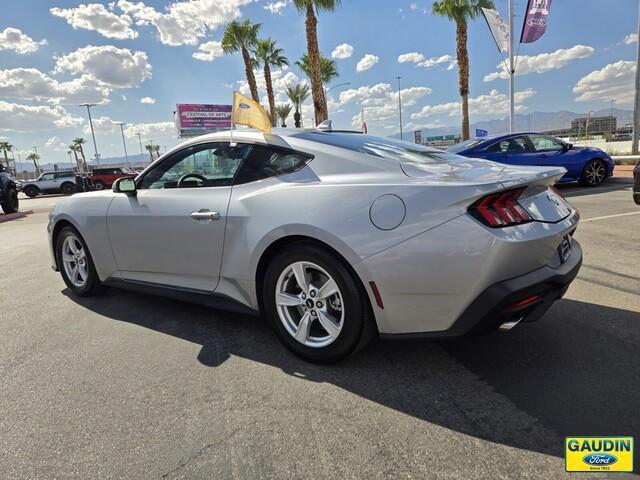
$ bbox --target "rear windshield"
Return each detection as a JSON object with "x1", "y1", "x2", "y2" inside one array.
[
  {"x1": 292, "y1": 131, "x2": 461, "y2": 164},
  {"x1": 447, "y1": 139, "x2": 482, "y2": 153}
]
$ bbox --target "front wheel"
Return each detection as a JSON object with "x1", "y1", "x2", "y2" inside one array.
[
  {"x1": 61, "y1": 182, "x2": 76, "y2": 195},
  {"x1": 56, "y1": 226, "x2": 103, "y2": 296},
  {"x1": 1, "y1": 186, "x2": 19, "y2": 213},
  {"x1": 23, "y1": 186, "x2": 39, "y2": 198},
  {"x1": 93, "y1": 180, "x2": 105, "y2": 191},
  {"x1": 580, "y1": 159, "x2": 607, "y2": 187},
  {"x1": 263, "y1": 244, "x2": 372, "y2": 363}
]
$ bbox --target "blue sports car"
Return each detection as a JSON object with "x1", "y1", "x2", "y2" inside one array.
[{"x1": 449, "y1": 133, "x2": 615, "y2": 187}]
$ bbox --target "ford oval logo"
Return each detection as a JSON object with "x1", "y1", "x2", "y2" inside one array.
[
  {"x1": 239, "y1": 102, "x2": 251, "y2": 109},
  {"x1": 583, "y1": 453, "x2": 618, "y2": 466}
]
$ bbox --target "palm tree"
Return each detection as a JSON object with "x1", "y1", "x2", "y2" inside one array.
[
  {"x1": 69, "y1": 145, "x2": 83, "y2": 172},
  {"x1": 293, "y1": 0, "x2": 341, "y2": 125},
  {"x1": 0, "y1": 141, "x2": 13, "y2": 169},
  {"x1": 286, "y1": 83, "x2": 311, "y2": 128},
  {"x1": 26, "y1": 152, "x2": 40, "y2": 176},
  {"x1": 222, "y1": 20, "x2": 262, "y2": 103},
  {"x1": 152, "y1": 144, "x2": 160, "y2": 158},
  {"x1": 276, "y1": 104, "x2": 293, "y2": 127},
  {"x1": 72, "y1": 137, "x2": 88, "y2": 172},
  {"x1": 432, "y1": 0, "x2": 494, "y2": 140},
  {"x1": 252, "y1": 38, "x2": 289, "y2": 126},
  {"x1": 295, "y1": 53, "x2": 338, "y2": 86},
  {"x1": 145, "y1": 143, "x2": 158, "y2": 161}
]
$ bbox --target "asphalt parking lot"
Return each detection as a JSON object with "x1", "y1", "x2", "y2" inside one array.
[{"x1": 1, "y1": 180, "x2": 639, "y2": 479}]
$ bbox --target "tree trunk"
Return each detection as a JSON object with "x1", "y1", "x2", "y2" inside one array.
[
  {"x1": 72, "y1": 150, "x2": 81, "y2": 172},
  {"x1": 2, "y1": 150, "x2": 8, "y2": 168},
  {"x1": 79, "y1": 146, "x2": 88, "y2": 172},
  {"x1": 294, "y1": 109, "x2": 301, "y2": 128},
  {"x1": 305, "y1": 4, "x2": 327, "y2": 125},
  {"x1": 242, "y1": 46, "x2": 260, "y2": 103},
  {"x1": 264, "y1": 64, "x2": 276, "y2": 127},
  {"x1": 456, "y1": 19, "x2": 470, "y2": 141}
]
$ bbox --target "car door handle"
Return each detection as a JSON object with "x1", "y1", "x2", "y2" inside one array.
[{"x1": 190, "y1": 210, "x2": 220, "y2": 221}]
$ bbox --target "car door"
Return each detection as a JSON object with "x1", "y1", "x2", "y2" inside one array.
[
  {"x1": 37, "y1": 173, "x2": 60, "y2": 192},
  {"x1": 527, "y1": 135, "x2": 567, "y2": 168},
  {"x1": 106, "y1": 142, "x2": 251, "y2": 291},
  {"x1": 480, "y1": 136, "x2": 534, "y2": 165}
]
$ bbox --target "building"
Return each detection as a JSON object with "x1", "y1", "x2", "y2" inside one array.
[{"x1": 571, "y1": 116, "x2": 616, "y2": 136}]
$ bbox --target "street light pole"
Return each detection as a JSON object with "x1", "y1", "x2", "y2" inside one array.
[
  {"x1": 508, "y1": 0, "x2": 515, "y2": 133},
  {"x1": 135, "y1": 132, "x2": 144, "y2": 164},
  {"x1": 79, "y1": 103, "x2": 100, "y2": 165},
  {"x1": 115, "y1": 122, "x2": 129, "y2": 167},
  {"x1": 396, "y1": 76, "x2": 403, "y2": 140},
  {"x1": 632, "y1": 0, "x2": 640, "y2": 154}
]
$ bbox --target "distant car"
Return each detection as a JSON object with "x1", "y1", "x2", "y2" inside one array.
[
  {"x1": 0, "y1": 163, "x2": 19, "y2": 214},
  {"x1": 633, "y1": 162, "x2": 640, "y2": 205},
  {"x1": 20, "y1": 171, "x2": 78, "y2": 197},
  {"x1": 449, "y1": 133, "x2": 615, "y2": 187},
  {"x1": 611, "y1": 133, "x2": 632, "y2": 142},
  {"x1": 90, "y1": 167, "x2": 138, "y2": 190}
]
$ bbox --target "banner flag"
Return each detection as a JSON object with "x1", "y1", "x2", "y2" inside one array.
[
  {"x1": 475, "y1": 128, "x2": 489, "y2": 138},
  {"x1": 482, "y1": 7, "x2": 510, "y2": 53},
  {"x1": 231, "y1": 92, "x2": 272, "y2": 134},
  {"x1": 520, "y1": 0, "x2": 553, "y2": 44}
]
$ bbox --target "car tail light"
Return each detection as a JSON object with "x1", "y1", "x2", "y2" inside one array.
[{"x1": 468, "y1": 187, "x2": 532, "y2": 228}]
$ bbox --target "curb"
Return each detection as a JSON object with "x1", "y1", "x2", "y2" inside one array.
[{"x1": 0, "y1": 210, "x2": 35, "y2": 223}]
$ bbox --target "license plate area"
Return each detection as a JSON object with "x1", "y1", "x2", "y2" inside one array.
[{"x1": 558, "y1": 235, "x2": 572, "y2": 264}]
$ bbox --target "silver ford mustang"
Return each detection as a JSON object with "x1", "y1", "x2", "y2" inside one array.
[{"x1": 48, "y1": 128, "x2": 582, "y2": 363}]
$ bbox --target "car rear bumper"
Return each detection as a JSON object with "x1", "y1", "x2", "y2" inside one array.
[{"x1": 380, "y1": 238, "x2": 582, "y2": 339}]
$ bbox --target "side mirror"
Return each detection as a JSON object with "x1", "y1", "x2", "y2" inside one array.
[
  {"x1": 564, "y1": 143, "x2": 573, "y2": 151},
  {"x1": 113, "y1": 177, "x2": 137, "y2": 195}
]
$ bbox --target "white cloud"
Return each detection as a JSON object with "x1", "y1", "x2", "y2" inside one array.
[
  {"x1": 140, "y1": 96, "x2": 156, "y2": 104},
  {"x1": 0, "y1": 101, "x2": 83, "y2": 132},
  {"x1": 193, "y1": 40, "x2": 224, "y2": 61},
  {"x1": 573, "y1": 60, "x2": 636, "y2": 105},
  {"x1": 484, "y1": 45, "x2": 594, "y2": 82},
  {"x1": 0, "y1": 68, "x2": 112, "y2": 105},
  {"x1": 339, "y1": 83, "x2": 392, "y2": 105},
  {"x1": 398, "y1": 51, "x2": 456, "y2": 70},
  {"x1": 82, "y1": 115, "x2": 119, "y2": 135},
  {"x1": 0, "y1": 27, "x2": 47, "y2": 54},
  {"x1": 398, "y1": 52, "x2": 424, "y2": 64},
  {"x1": 331, "y1": 43, "x2": 354, "y2": 60},
  {"x1": 45, "y1": 136, "x2": 67, "y2": 151},
  {"x1": 50, "y1": 3, "x2": 137, "y2": 40},
  {"x1": 356, "y1": 54, "x2": 379, "y2": 73},
  {"x1": 264, "y1": 1, "x2": 289, "y2": 14},
  {"x1": 411, "y1": 88, "x2": 536, "y2": 119},
  {"x1": 124, "y1": 121, "x2": 176, "y2": 139},
  {"x1": 55, "y1": 45, "x2": 152, "y2": 88},
  {"x1": 624, "y1": 33, "x2": 638, "y2": 45},
  {"x1": 117, "y1": 0, "x2": 252, "y2": 46}
]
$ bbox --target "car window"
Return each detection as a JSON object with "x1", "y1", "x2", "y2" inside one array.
[
  {"x1": 40, "y1": 173, "x2": 55, "y2": 181},
  {"x1": 487, "y1": 137, "x2": 528, "y2": 153},
  {"x1": 530, "y1": 135, "x2": 564, "y2": 152},
  {"x1": 139, "y1": 142, "x2": 250, "y2": 189},
  {"x1": 234, "y1": 145, "x2": 312, "y2": 184},
  {"x1": 448, "y1": 139, "x2": 482, "y2": 153}
]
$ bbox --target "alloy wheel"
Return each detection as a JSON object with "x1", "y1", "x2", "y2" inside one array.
[
  {"x1": 61, "y1": 235, "x2": 88, "y2": 288},
  {"x1": 586, "y1": 161, "x2": 605, "y2": 185},
  {"x1": 275, "y1": 261, "x2": 344, "y2": 348}
]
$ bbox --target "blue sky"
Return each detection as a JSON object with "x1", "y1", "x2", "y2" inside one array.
[{"x1": 0, "y1": 0, "x2": 637, "y2": 163}]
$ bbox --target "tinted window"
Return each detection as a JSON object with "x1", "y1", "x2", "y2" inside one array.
[
  {"x1": 40, "y1": 173, "x2": 55, "y2": 181},
  {"x1": 487, "y1": 137, "x2": 528, "y2": 153},
  {"x1": 448, "y1": 139, "x2": 482, "y2": 153},
  {"x1": 139, "y1": 142, "x2": 250, "y2": 189},
  {"x1": 234, "y1": 145, "x2": 312, "y2": 184},
  {"x1": 530, "y1": 135, "x2": 564, "y2": 152}
]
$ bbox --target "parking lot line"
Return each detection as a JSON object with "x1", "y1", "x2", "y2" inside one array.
[{"x1": 581, "y1": 211, "x2": 640, "y2": 223}]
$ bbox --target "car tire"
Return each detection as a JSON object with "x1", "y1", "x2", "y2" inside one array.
[
  {"x1": 61, "y1": 182, "x2": 76, "y2": 195},
  {"x1": 1, "y1": 186, "x2": 19, "y2": 214},
  {"x1": 56, "y1": 226, "x2": 103, "y2": 297},
  {"x1": 579, "y1": 159, "x2": 607, "y2": 187},
  {"x1": 93, "y1": 180, "x2": 105, "y2": 191},
  {"x1": 262, "y1": 243, "x2": 373, "y2": 363},
  {"x1": 23, "y1": 186, "x2": 39, "y2": 198}
]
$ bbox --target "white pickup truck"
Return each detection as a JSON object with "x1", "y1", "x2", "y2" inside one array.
[{"x1": 20, "y1": 171, "x2": 77, "y2": 197}]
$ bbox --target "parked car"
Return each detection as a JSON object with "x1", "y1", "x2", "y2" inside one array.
[
  {"x1": 48, "y1": 129, "x2": 581, "y2": 363},
  {"x1": 20, "y1": 171, "x2": 77, "y2": 197},
  {"x1": 90, "y1": 167, "x2": 138, "y2": 190},
  {"x1": 634, "y1": 162, "x2": 640, "y2": 205},
  {"x1": 449, "y1": 133, "x2": 615, "y2": 187},
  {"x1": 0, "y1": 163, "x2": 19, "y2": 214}
]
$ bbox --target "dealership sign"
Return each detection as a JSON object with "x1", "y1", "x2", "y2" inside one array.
[
  {"x1": 176, "y1": 104, "x2": 232, "y2": 137},
  {"x1": 521, "y1": 0, "x2": 553, "y2": 43}
]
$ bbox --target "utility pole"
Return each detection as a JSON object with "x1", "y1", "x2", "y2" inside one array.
[
  {"x1": 508, "y1": 0, "x2": 515, "y2": 133},
  {"x1": 633, "y1": 0, "x2": 640, "y2": 154},
  {"x1": 114, "y1": 122, "x2": 129, "y2": 167},
  {"x1": 79, "y1": 103, "x2": 100, "y2": 165},
  {"x1": 396, "y1": 76, "x2": 403, "y2": 140}
]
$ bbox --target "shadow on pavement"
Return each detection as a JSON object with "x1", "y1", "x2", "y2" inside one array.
[
  {"x1": 65, "y1": 288, "x2": 640, "y2": 463},
  {"x1": 557, "y1": 180, "x2": 632, "y2": 198}
]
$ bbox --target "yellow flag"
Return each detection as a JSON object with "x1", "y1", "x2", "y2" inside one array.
[{"x1": 231, "y1": 92, "x2": 272, "y2": 134}]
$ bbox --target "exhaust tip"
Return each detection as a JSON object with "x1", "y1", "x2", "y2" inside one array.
[{"x1": 499, "y1": 317, "x2": 524, "y2": 332}]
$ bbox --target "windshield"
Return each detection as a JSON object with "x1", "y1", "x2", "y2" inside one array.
[
  {"x1": 292, "y1": 132, "x2": 463, "y2": 164},
  {"x1": 447, "y1": 139, "x2": 483, "y2": 153}
]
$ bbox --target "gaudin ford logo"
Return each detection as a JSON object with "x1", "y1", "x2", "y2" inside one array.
[{"x1": 565, "y1": 437, "x2": 634, "y2": 472}]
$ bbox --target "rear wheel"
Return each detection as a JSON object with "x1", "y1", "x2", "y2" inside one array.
[
  {"x1": 580, "y1": 159, "x2": 606, "y2": 187},
  {"x1": 61, "y1": 182, "x2": 76, "y2": 195},
  {"x1": 93, "y1": 180, "x2": 105, "y2": 191},
  {"x1": 263, "y1": 244, "x2": 372, "y2": 363},
  {"x1": 56, "y1": 226, "x2": 103, "y2": 296},
  {"x1": 1, "y1": 185, "x2": 19, "y2": 213},
  {"x1": 23, "y1": 185, "x2": 39, "y2": 198}
]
